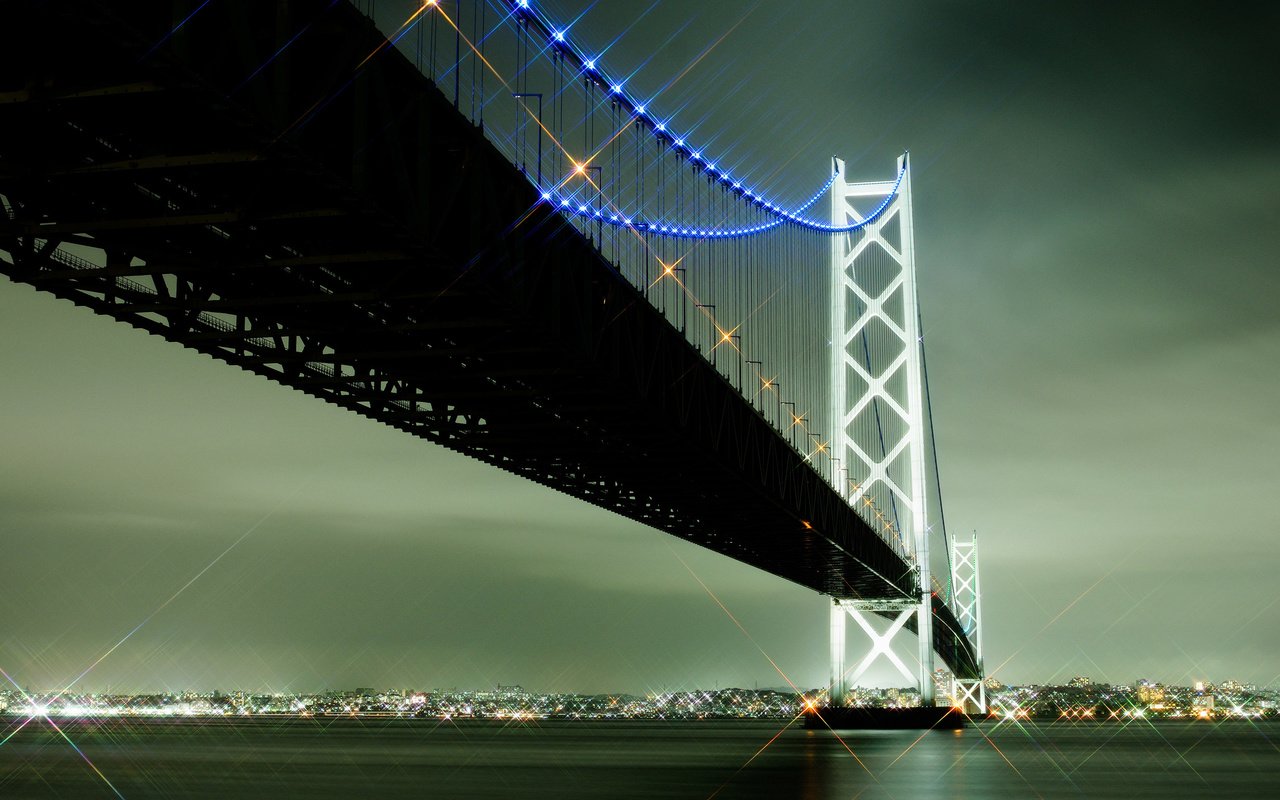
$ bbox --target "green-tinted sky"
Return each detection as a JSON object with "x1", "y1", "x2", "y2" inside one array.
[{"x1": 1, "y1": 1, "x2": 1277, "y2": 693}]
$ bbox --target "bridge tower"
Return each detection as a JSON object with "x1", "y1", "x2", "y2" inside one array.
[
  {"x1": 949, "y1": 533, "x2": 986, "y2": 712},
  {"x1": 827, "y1": 153, "x2": 935, "y2": 706}
]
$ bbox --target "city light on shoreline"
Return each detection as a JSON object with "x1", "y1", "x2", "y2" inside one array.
[{"x1": 4, "y1": 677, "x2": 1275, "y2": 723}]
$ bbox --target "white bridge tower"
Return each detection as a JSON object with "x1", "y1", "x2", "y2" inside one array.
[{"x1": 827, "y1": 153, "x2": 936, "y2": 706}]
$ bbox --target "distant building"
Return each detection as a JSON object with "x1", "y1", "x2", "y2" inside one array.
[
  {"x1": 1219, "y1": 680, "x2": 1244, "y2": 696},
  {"x1": 932, "y1": 669, "x2": 953, "y2": 697},
  {"x1": 1135, "y1": 681, "x2": 1164, "y2": 705}
]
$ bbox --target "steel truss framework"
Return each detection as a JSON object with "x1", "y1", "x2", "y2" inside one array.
[
  {"x1": 950, "y1": 535, "x2": 983, "y2": 641},
  {"x1": 0, "y1": 0, "x2": 980, "y2": 679}
]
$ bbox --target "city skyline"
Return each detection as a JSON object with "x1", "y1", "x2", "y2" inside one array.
[
  {"x1": 4, "y1": 673, "x2": 1278, "y2": 697},
  {"x1": 5, "y1": 676, "x2": 1276, "y2": 723},
  {"x1": 2, "y1": 0, "x2": 1278, "y2": 697}
]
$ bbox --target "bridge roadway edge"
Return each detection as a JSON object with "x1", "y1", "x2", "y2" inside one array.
[{"x1": 0, "y1": 0, "x2": 978, "y2": 680}]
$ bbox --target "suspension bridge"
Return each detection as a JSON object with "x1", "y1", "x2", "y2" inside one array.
[{"x1": 0, "y1": 0, "x2": 985, "y2": 717}]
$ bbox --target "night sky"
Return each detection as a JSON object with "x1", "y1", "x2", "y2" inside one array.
[{"x1": 2, "y1": 1, "x2": 1277, "y2": 694}]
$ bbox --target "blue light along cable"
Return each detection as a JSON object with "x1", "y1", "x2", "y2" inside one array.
[
  {"x1": 511, "y1": 0, "x2": 904, "y2": 236},
  {"x1": 540, "y1": 166, "x2": 900, "y2": 238}
]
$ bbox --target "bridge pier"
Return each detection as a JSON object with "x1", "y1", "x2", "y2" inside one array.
[
  {"x1": 829, "y1": 600, "x2": 846, "y2": 706},
  {"x1": 950, "y1": 677, "x2": 986, "y2": 715},
  {"x1": 828, "y1": 597, "x2": 932, "y2": 706}
]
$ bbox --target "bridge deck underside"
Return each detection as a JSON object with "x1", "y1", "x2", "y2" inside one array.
[{"x1": 0, "y1": 0, "x2": 978, "y2": 680}]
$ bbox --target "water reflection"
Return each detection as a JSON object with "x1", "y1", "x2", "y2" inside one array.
[{"x1": 1, "y1": 718, "x2": 1276, "y2": 798}]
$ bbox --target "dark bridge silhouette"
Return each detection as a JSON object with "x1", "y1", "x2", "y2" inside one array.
[{"x1": 0, "y1": 0, "x2": 979, "y2": 682}]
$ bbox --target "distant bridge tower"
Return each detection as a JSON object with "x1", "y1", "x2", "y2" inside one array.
[
  {"x1": 949, "y1": 532, "x2": 986, "y2": 712},
  {"x1": 827, "y1": 153, "x2": 935, "y2": 706}
]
